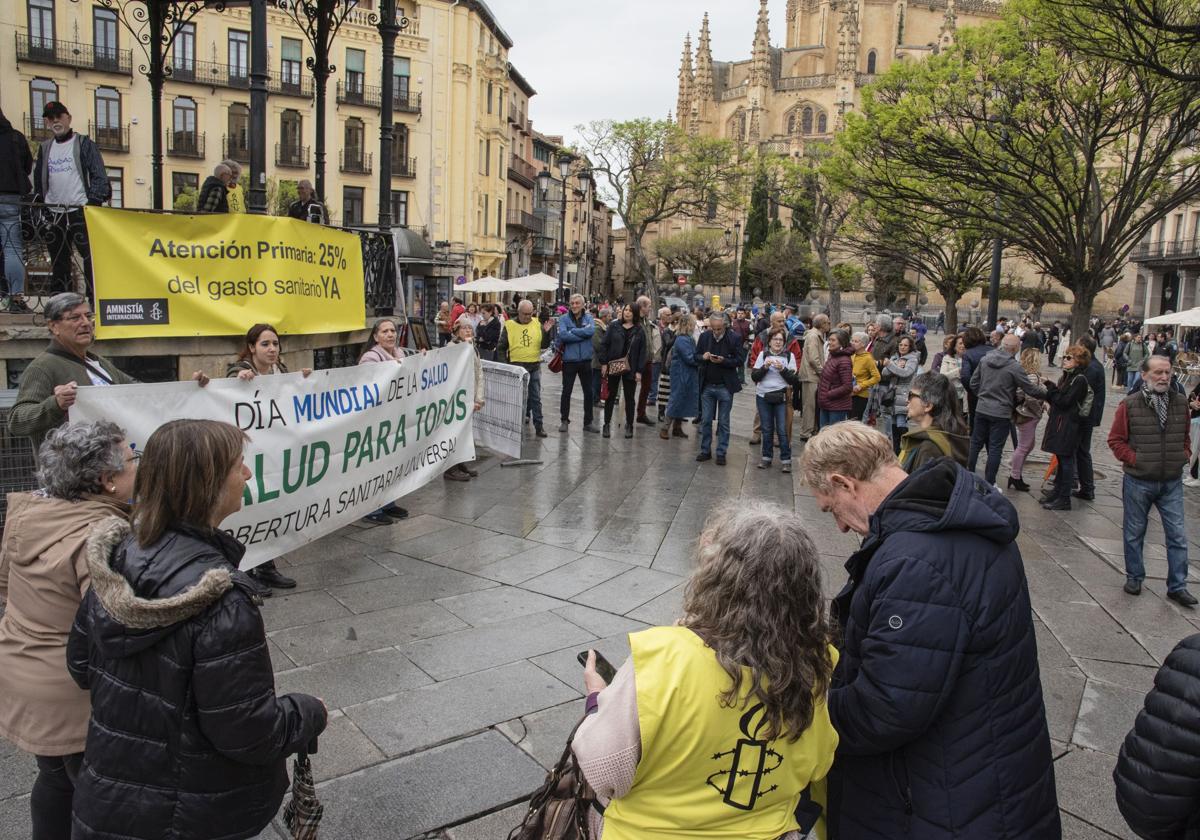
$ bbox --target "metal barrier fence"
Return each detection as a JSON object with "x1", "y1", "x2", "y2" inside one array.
[
  {"x1": 0, "y1": 202, "x2": 396, "y2": 320},
  {"x1": 477, "y1": 360, "x2": 533, "y2": 462},
  {"x1": 0, "y1": 391, "x2": 39, "y2": 530}
]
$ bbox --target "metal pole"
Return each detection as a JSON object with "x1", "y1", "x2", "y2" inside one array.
[
  {"x1": 558, "y1": 176, "x2": 567, "y2": 304},
  {"x1": 313, "y1": 7, "x2": 331, "y2": 203},
  {"x1": 987, "y1": 195, "x2": 1002, "y2": 329},
  {"x1": 247, "y1": 0, "x2": 269, "y2": 213},
  {"x1": 376, "y1": 0, "x2": 400, "y2": 230},
  {"x1": 148, "y1": 1, "x2": 165, "y2": 210},
  {"x1": 733, "y1": 220, "x2": 741, "y2": 292}
]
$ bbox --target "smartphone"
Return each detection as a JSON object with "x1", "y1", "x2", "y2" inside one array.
[{"x1": 577, "y1": 649, "x2": 617, "y2": 684}]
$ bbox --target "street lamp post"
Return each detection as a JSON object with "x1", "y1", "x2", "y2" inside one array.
[
  {"x1": 538, "y1": 156, "x2": 588, "y2": 304},
  {"x1": 725, "y1": 221, "x2": 742, "y2": 300}
]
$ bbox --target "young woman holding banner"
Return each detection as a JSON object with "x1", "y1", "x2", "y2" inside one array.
[
  {"x1": 224, "y1": 324, "x2": 307, "y2": 589},
  {"x1": 357, "y1": 318, "x2": 411, "y2": 523}
]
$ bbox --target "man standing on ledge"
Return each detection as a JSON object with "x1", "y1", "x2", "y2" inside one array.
[
  {"x1": 1108, "y1": 354, "x2": 1196, "y2": 607},
  {"x1": 498, "y1": 299, "x2": 551, "y2": 438}
]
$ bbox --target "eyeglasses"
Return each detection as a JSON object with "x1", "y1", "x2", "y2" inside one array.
[
  {"x1": 56, "y1": 311, "x2": 95, "y2": 324},
  {"x1": 125, "y1": 451, "x2": 142, "y2": 464},
  {"x1": 908, "y1": 391, "x2": 923, "y2": 400}
]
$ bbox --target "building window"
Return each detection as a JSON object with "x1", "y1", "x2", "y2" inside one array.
[
  {"x1": 94, "y1": 8, "x2": 119, "y2": 67},
  {"x1": 344, "y1": 117, "x2": 364, "y2": 166},
  {"x1": 227, "y1": 103, "x2": 249, "y2": 158},
  {"x1": 866, "y1": 50, "x2": 877, "y2": 74},
  {"x1": 342, "y1": 186, "x2": 364, "y2": 226},
  {"x1": 817, "y1": 112, "x2": 828, "y2": 134},
  {"x1": 534, "y1": 144, "x2": 551, "y2": 164},
  {"x1": 393, "y1": 57, "x2": 411, "y2": 99},
  {"x1": 487, "y1": 81, "x2": 493, "y2": 114},
  {"x1": 281, "y1": 38, "x2": 302, "y2": 89},
  {"x1": 345, "y1": 48, "x2": 365, "y2": 96},
  {"x1": 28, "y1": 0, "x2": 54, "y2": 49},
  {"x1": 172, "y1": 22, "x2": 195, "y2": 77},
  {"x1": 29, "y1": 78, "x2": 58, "y2": 138},
  {"x1": 172, "y1": 172, "x2": 198, "y2": 201},
  {"x1": 391, "y1": 190, "x2": 408, "y2": 227},
  {"x1": 280, "y1": 109, "x2": 302, "y2": 152},
  {"x1": 497, "y1": 198, "x2": 503, "y2": 239},
  {"x1": 107, "y1": 167, "x2": 124, "y2": 208},
  {"x1": 801, "y1": 107, "x2": 814, "y2": 135},
  {"x1": 228, "y1": 30, "x2": 249, "y2": 82},
  {"x1": 94, "y1": 87, "x2": 121, "y2": 148},
  {"x1": 391, "y1": 123, "x2": 409, "y2": 173},
  {"x1": 485, "y1": 139, "x2": 492, "y2": 176},
  {"x1": 173, "y1": 97, "x2": 197, "y2": 151}
]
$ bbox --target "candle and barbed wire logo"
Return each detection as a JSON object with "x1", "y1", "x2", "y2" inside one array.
[{"x1": 706, "y1": 703, "x2": 784, "y2": 810}]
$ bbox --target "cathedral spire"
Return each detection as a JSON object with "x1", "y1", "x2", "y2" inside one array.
[
  {"x1": 694, "y1": 13, "x2": 715, "y2": 104},
  {"x1": 677, "y1": 33, "x2": 694, "y2": 130},
  {"x1": 749, "y1": 0, "x2": 771, "y2": 88},
  {"x1": 939, "y1": 0, "x2": 958, "y2": 50},
  {"x1": 836, "y1": 0, "x2": 861, "y2": 77}
]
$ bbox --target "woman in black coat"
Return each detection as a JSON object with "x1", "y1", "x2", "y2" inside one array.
[
  {"x1": 1040, "y1": 344, "x2": 1092, "y2": 511},
  {"x1": 599, "y1": 303, "x2": 646, "y2": 439},
  {"x1": 67, "y1": 419, "x2": 327, "y2": 840}
]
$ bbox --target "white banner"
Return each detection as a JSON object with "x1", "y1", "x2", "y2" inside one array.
[{"x1": 72, "y1": 343, "x2": 477, "y2": 569}]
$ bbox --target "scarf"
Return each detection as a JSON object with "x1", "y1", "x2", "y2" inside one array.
[{"x1": 1142, "y1": 384, "x2": 1170, "y2": 430}]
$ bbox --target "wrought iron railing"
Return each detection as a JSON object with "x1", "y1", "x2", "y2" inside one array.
[
  {"x1": 166, "y1": 58, "x2": 314, "y2": 98},
  {"x1": 24, "y1": 115, "x2": 53, "y2": 144},
  {"x1": 391, "y1": 156, "x2": 417, "y2": 178},
  {"x1": 276, "y1": 142, "x2": 310, "y2": 168},
  {"x1": 509, "y1": 155, "x2": 538, "y2": 186},
  {"x1": 222, "y1": 135, "x2": 251, "y2": 163},
  {"x1": 166, "y1": 131, "x2": 205, "y2": 158},
  {"x1": 336, "y1": 81, "x2": 422, "y2": 115},
  {"x1": 89, "y1": 121, "x2": 130, "y2": 153},
  {"x1": 1132, "y1": 239, "x2": 1200, "y2": 261},
  {"x1": 340, "y1": 150, "x2": 373, "y2": 174},
  {"x1": 16, "y1": 32, "x2": 132, "y2": 75},
  {"x1": 506, "y1": 209, "x2": 541, "y2": 232}
]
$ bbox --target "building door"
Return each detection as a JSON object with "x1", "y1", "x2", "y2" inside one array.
[{"x1": 1161, "y1": 270, "x2": 1181, "y2": 314}]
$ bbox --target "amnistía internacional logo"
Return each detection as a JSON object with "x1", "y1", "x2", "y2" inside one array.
[{"x1": 98, "y1": 298, "x2": 170, "y2": 327}]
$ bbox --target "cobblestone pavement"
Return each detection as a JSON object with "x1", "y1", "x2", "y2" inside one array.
[{"x1": 2, "y1": 359, "x2": 1196, "y2": 839}]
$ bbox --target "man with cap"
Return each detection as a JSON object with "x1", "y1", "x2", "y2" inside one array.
[{"x1": 33, "y1": 101, "x2": 111, "y2": 299}]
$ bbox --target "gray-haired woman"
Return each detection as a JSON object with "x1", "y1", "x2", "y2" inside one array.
[{"x1": 0, "y1": 421, "x2": 137, "y2": 840}]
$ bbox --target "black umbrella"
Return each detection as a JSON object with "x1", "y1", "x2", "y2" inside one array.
[{"x1": 284, "y1": 739, "x2": 322, "y2": 840}]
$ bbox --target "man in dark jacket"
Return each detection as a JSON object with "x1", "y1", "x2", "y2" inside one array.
[
  {"x1": 33, "y1": 101, "x2": 110, "y2": 299},
  {"x1": 1107, "y1": 354, "x2": 1195, "y2": 606},
  {"x1": 1114, "y1": 633, "x2": 1200, "y2": 837},
  {"x1": 67, "y1": 517, "x2": 326, "y2": 840},
  {"x1": 1072, "y1": 335, "x2": 1107, "y2": 501},
  {"x1": 968, "y1": 333, "x2": 1047, "y2": 486},
  {"x1": 959, "y1": 325, "x2": 992, "y2": 426},
  {"x1": 197, "y1": 162, "x2": 232, "y2": 213},
  {"x1": 800, "y1": 422, "x2": 1060, "y2": 840},
  {"x1": 695, "y1": 312, "x2": 742, "y2": 465},
  {"x1": 287, "y1": 179, "x2": 328, "y2": 224},
  {"x1": 0, "y1": 108, "x2": 34, "y2": 313}
]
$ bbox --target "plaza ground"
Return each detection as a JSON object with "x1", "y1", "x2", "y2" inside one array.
[{"x1": 2, "y1": 360, "x2": 1196, "y2": 839}]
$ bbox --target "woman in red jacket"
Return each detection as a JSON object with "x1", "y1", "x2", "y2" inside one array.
[{"x1": 817, "y1": 329, "x2": 855, "y2": 430}]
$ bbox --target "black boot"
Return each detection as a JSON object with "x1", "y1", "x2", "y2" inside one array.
[{"x1": 250, "y1": 560, "x2": 296, "y2": 590}]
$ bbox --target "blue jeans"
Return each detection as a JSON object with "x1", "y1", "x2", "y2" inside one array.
[
  {"x1": 1122, "y1": 474, "x2": 1190, "y2": 592},
  {"x1": 968, "y1": 413, "x2": 1011, "y2": 485},
  {"x1": 0, "y1": 196, "x2": 24, "y2": 296},
  {"x1": 757, "y1": 395, "x2": 791, "y2": 462},
  {"x1": 700, "y1": 384, "x2": 732, "y2": 457},
  {"x1": 524, "y1": 365, "x2": 543, "y2": 428},
  {"x1": 648, "y1": 361, "x2": 661, "y2": 404},
  {"x1": 819, "y1": 408, "x2": 849, "y2": 430},
  {"x1": 1126, "y1": 371, "x2": 1137, "y2": 390}
]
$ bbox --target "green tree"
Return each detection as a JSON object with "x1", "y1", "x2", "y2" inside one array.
[
  {"x1": 740, "y1": 168, "x2": 771, "y2": 294},
  {"x1": 996, "y1": 274, "x2": 1068, "y2": 323},
  {"x1": 742, "y1": 229, "x2": 816, "y2": 302},
  {"x1": 577, "y1": 118, "x2": 746, "y2": 303},
  {"x1": 652, "y1": 228, "x2": 733, "y2": 282},
  {"x1": 173, "y1": 187, "x2": 198, "y2": 212},
  {"x1": 272, "y1": 178, "x2": 299, "y2": 216},
  {"x1": 838, "y1": 5, "x2": 1200, "y2": 337}
]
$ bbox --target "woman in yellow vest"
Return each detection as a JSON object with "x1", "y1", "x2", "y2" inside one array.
[
  {"x1": 223, "y1": 159, "x2": 246, "y2": 213},
  {"x1": 573, "y1": 506, "x2": 839, "y2": 840}
]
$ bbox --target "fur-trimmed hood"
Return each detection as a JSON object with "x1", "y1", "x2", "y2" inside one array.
[{"x1": 84, "y1": 517, "x2": 235, "y2": 657}]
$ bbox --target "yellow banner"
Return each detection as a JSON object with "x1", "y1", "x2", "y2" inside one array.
[{"x1": 85, "y1": 207, "x2": 366, "y2": 338}]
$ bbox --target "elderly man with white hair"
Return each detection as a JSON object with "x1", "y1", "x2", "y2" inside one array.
[
  {"x1": 800, "y1": 422, "x2": 1059, "y2": 840},
  {"x1": 197, "y1": 162, "x2": 232, "y2": 213}
]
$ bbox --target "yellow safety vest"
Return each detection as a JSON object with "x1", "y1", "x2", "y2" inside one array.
[
  {"x1": 504, "y1": 318, "x2": 542, "y2": 364},
  {"x1": 602, "y1": 626, "x2": 838, "y2": 840},
  {"x1": 227, "y1": 184, "x2": 246, "y2": 213}
]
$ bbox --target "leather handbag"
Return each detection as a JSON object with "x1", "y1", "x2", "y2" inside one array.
[
  {"x1": 606, "y1": 356, "x2": 630, "y2": 377},
  {"x1": 508, "y1": 716, "x2": 597, "y2": 840},
  {"x1": 549, "y1": 347, "x2": 564, "y2": 374}
]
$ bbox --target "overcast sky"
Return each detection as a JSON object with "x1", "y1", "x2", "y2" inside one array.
[{"x1": 487, "y1": 0, "x2": 788, "y2": 145}]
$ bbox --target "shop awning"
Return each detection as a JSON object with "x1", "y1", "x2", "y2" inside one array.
[{"x1": 392, "y1": 227, "x2": 434, "y2": 275}]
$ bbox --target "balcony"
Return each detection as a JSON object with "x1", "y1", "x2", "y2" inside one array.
[
  {"x1": 1131, "y1": 239, "x2": 1200, "y2": 264},
  {"x1": 532, "y1": 236, "x2": 558, "y2": 256},
  {"x1": 223, "y1": 135, "x2": 251, "y2": 164},
  {"x1": 24, "y1": 115, "x2": 52, "y2": 144},
  {"x1": 166, "y1": 131, "x2": 205, "y2": 159},
  {"x1": 508, "y1": 154, "x2": 538, "y2": 188},
  {"x1": 391, "y1": 156, "x2": 417, "y2": 178},
  {"x1": 166, "y1": 59, "x2": 313, "y2": 98},
  {"x1": 340, "y1": 150, "x2": 373, "y2": 174},
  {"x1": 16, "y1": 33, "x2": 133, "y2": 76},
  {"x1": 276, "y1": 143, "x2": 310, "y2": 169},
  {"x1": 337, "y1": 82, "x2": 422, "y2": 115},
  {"x1": 89, "y1": 121, "x2": 129, "y2": 153},
  {"x1": 507, "y1": 209, "x2": 541, "y2": 232}
]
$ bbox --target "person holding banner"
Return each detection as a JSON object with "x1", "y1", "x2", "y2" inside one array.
[
  {"x1": 358, "y1": 318, "x2": 414, "y2": 522},
  {"x1": 8, "y1": 293, "x2": 135, "y2": 463},
  {"x1": 224, "y1": 324, "x2": 304, "y2": 590},
  {"x1": 498, "y1": 299, "x2": 552, "y2": 438},
  {"x1": 66, "y1": 419, "x2": 328, "y2": 840},
  {"x1": 444, "y1": 319, "x2": 486, "y2": 482}
]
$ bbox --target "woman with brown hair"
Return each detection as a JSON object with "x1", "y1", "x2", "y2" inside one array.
[
  {"x1": 572, "y1": 506, "x2": 838, "y2": 839},
  {"x1": 1040, "y1": 345, "x2": 1093, "y2": 511},
  {"x1": 1008, "y1": 348, "x2": 1046, "y2": 491},
  {"x1": 67, "y1": 419, "x2": 327, "y2": 840}
]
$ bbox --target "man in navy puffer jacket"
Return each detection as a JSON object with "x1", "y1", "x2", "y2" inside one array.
[{"x1": 800, "y1": 421, "x2": 1060, "y2": 839}]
